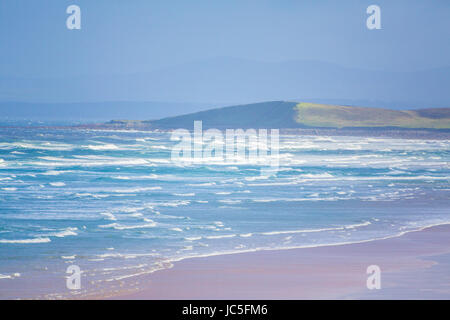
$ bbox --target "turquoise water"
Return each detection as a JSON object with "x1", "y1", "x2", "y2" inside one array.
[{"x1": 0, "y1": 126, "x2": 449, "y2": 298}]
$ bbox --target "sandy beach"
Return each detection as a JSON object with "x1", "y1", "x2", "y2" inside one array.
[{"x1": 113, "y1": 224, "x2": 450, "y2": 300}]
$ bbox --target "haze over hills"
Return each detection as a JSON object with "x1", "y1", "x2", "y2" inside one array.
[
  {"x1": 1, "y1": 58, "x2": 449, "y2": 111},
  {"x1": 105, "y1": 101, "x2": 450, "y2": 131},
  {"x1": 0, "y1": 101, "x2": 213, "y2": 122}
]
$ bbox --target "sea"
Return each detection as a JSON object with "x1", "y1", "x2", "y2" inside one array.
[{"x1": 0, "y1": 123, "x2": 448, "y2": 298}]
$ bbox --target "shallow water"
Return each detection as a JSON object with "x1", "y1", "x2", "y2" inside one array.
[{"x1": 0, "y1": 126, "x2": 449, "y2": 298}]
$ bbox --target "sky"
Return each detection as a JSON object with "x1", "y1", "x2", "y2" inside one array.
[{"x1": 1, "y1": 0, "x2": 449, "y2": 78}]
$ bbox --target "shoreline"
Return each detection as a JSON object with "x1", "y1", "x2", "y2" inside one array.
[{"x1": 110, "y1": 223, "x2": 450, "y2": 299}]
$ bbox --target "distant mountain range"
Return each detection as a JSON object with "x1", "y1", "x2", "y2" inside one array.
[
  {"x1": 104, "y1": 101, "x2": 450, "y2": 130},
  {"x1": 1, "y1": 58, "x2": 449, "y2": 109}
]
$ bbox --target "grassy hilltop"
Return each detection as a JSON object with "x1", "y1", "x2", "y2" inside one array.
[{"x1": 295, "y1": 102, "x2": 450, "y2": 129}]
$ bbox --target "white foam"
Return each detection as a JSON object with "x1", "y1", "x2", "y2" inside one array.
[
  {"x1": 41, "y1": 170, "x2": 65, "y2": 176},
  {"x1": 240, "y1": 233, "x2": 253, "y2": 238},
  {"x1": 98, "y1": 222, "x2": 157, "y2": 230},
  {"x1": 84, "y1": 144, "x2": 119, "y2": 151},
  {"x1": 245, "y1": 176, "x2": 270, "y2": 181},
  {"x1": 261, "y1": 221, "x2": 371, "y2": 236},
  {"x1": 50, "y1": 182, "x2": 65, "y2": 187},
  {"x1": 128, "y1": 212, "x2": 143, "y2": 218},
  {"x1": 111, "y1": 186, "x2": 161, "y2": 193},
  {"x1": 148, "y1": 200, "x2": 190, "y2": 207},
  {"x1": 97, "y1": 252, "x2": 159, "y2": 259},
  {"x1": 252, "y1": 197, "x2": 340, "y2": 202},
  {"x1": 75, "y1": 193, "x2": 109, "y2": 199},
  {"x1": 205, "y1": 234, "x2": 236, "y2": 239},
  {"x1": 31, "y1": 156, "x2": 150, "y2": 167},
  {"x1": 0, "y1": 273, "x2": 20, "y2": 279},
  {"x1": 0, "y1": 141, "x2": 74, "y2": 151},
  {"x1": 218, "y1": 199, "x2": 242, "y2": 204},
  {"x1": 185, "y1": 236, "x2": 202, "y2": 241},
  {"x1": 187, "y1": 182, "x2": 216, "y2": 187},
  {"x1": 112, "y1": 174, "x2": 167, "y2": 180},
  {"x1": 0, "y1": 237, "x2": 51, "y2": 244},
  {"x1": 100, "y1": 212, "x2": 117, "y2": 221},
  {"x1": 173, "y1": 193, "x2": 195, "y2": 197},
  {"x1": 45, "y1": 227, "x2": 78, "y2": 238},
  {"x1": 299, "y1": 173, "x2": 334, "y2": 179},
  {"x1": 100, "y1": 264, "x2": 146, "y2": 272}
]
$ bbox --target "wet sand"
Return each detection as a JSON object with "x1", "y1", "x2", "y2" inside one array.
[{"x1": 114, "y1": 224, "x2": 450, "y2": 299}]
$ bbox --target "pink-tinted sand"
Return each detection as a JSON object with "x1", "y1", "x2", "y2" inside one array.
[{"x1": 112, "y1": 225, "x2": 450, "y2": 299}]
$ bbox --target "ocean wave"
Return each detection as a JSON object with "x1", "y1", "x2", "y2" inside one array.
[
  {"x1": 111, "y1": 174, "x2": 172, "y2": 180},
  {"x1": 247, "y1": 180, "x2": 299, "y2": 187},
  {"x1": 31, "y1": 156, "x2": 151, "y2": 167},
  {"x1": 0, "y1": 273, "x2": 21, "y2": 279},
  {"x1": 186, "y1": 182, "x2": 216, "y2": 187},
  {"x1": 49, "y1": 182, "x2": 66, "y2": 187},
  {"x1": 97, "y1": 252, "x2": 160, "y2": 259},
  {"x1": 205, "y1": 234, "x2": 237, "y2": 239},
  {"x1": 0, "y1": 237, "x2": 51, "y2": 244},
  {"x1": 261, "y1": 221, "x2": 371, "y2": 236},
  {"x1": 172, "y1": 193, "x2": 195, "y2": 197},
  {"x1": 41, "y1": 170, "x2": 70, "y2": 176},
  {"x1": 61, "y1": 255, "x2": 76, "y2": 260},
  {"x1": 83, "y1": 144, "x2": 120, "y2": 151},
  {"x1": 99, "y1": 264, "x2": 146, "y2": 272},
  {"x1": 128, "y1": 212, "x2": 143, "y2": 218},
  {"x1": 252, "y1": 196, "x2": 341, "y2": 202},
  {"x1": 149, "y1": 145, "x2": 170, "y2": 150},
  {"x1": 147, "y1": 200, "x2": 191, "y2": 207},
  {"x1": 110, "y1": 186, "x2": 162, "y2": 193},
  {"x1": 185, "y1": 236, "x2": 202, "y2": 241},
  {"x1": 244, "y1": 176, "x2": 270, "y2": 181},
  {"x1": 298, "y1": 173, "x2": 334, "y2": 179},
  {"x1": 218, "y1": 199, "x2": 242, "y2": 204},
  {"x1": 0, "y1": 141, "x2": 74, "y2": 151},
  {"x1": 1, "y1": 187, "x2": 17, "y2": 191},
  {"x1": 239, "y1": 233, "x2": 253, "y2": 238},
  {"x1": 98, "y1": 221, "x2": 157, "y2": 230},
  {"x1": 75, "y1": 193, "x2": 110, "y2": 199},
  {"x1": 43, "y1": 227, "x2": 78, "y2": 238}
]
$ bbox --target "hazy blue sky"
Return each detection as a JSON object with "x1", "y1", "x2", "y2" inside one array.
[{"x1": 1, "y1": 0, "x2": 449, "y2": 78}]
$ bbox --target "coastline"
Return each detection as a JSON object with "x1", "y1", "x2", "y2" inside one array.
[{"x1": 111, "y1": 224, "x2": 450, "y2": 299}]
